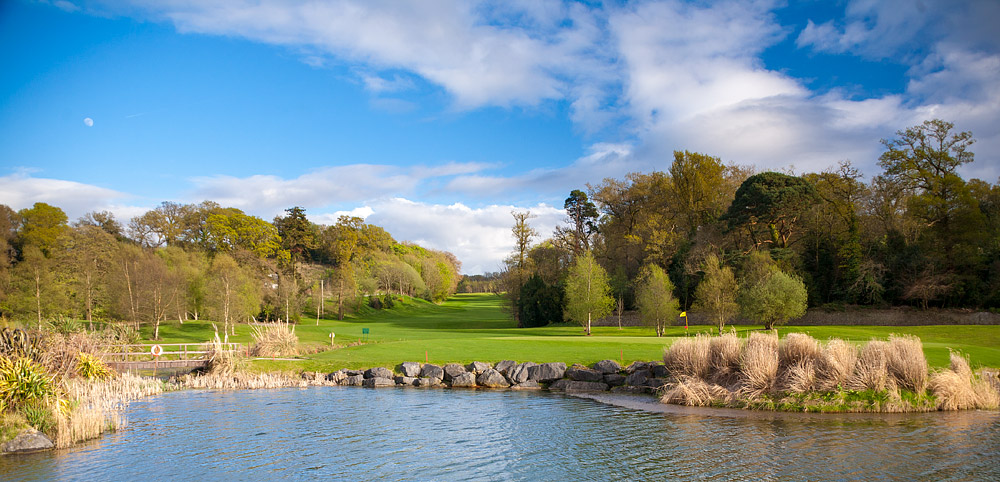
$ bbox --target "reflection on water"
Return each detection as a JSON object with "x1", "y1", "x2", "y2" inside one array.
[{"x1": 2, "y1": 387, "x2": 998, "y2": 481}]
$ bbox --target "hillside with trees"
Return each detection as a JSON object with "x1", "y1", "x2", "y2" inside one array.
[
  {"x1": 0, "y1": 202, "x2": 461, "y2": 335},
  {"x1": 502, "y1": 119, "x2": 1000, "y2": 327}
]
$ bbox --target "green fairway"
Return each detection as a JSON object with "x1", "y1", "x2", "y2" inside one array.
[{"x1": 141, "y1": 293, "x2": 1000, "y2": 371}]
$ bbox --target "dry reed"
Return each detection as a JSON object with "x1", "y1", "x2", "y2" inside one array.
[
  {"x1": 663, "y1": 335, "x2": 711, "y2": 379},
  {"x1": 179, "y1": 371, "x2": 300, "y2": 390},
  {"x1": 708, "y1": 332, "x2": 743, "y2": 386},
  {"x1": 886, "y1": 335, "x2": 928, "y2": 393},
  {"x1": 660, "y1": 377, "x2": 730, "y2": 407},
  {"x1": 739, "y1": 331, "x2": 779, "y2": 398},
  {"x1": 57, "y1": 373, "x2": 169, "y2": 447},
  {"x1": 848, "y1": 340, "x2": 890, "y2": 391},
  {"x1": 815, "y1": 338, "x2": 857, "y2": 390},
  {"x1": 930, "y1": 352, "x2": 978, "y2": 410},
  {"x1": 250, "y1": 324, "x2": 299, "y2": 358},
  {"x1": 779, "y1": 333, "x2": 821, "y2": 368}
]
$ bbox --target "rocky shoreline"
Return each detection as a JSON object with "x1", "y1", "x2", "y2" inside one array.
[{"x1": 300, "y1": 359, "x2": 667, "y2": 394}]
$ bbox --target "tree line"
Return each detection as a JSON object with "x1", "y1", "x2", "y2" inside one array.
[
  {"x1": 0, "y1": 202, "x2": 461, "y2": 337},
  {"x1": 502, "y1": 119, "x2": 1000, "y2": 331}
]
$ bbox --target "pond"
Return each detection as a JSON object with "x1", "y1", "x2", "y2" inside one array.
[{"x1": 3, "y1": 387, "x2": 999, "y2": 481}]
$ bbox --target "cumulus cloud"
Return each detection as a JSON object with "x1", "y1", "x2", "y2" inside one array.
[
  {"x1": 361, "y1": 197, "x2": 563, "y2": 274},
  {"x1": 0, "y1": 172, "x2": 139, "y2": 221},
  {"x1": 189, "y1": 161, "x2": 492, "y2": 216}
]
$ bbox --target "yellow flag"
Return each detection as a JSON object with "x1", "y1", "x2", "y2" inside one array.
[{"x1": 680, "y1": 311, "x2": 687, "y2": 317}]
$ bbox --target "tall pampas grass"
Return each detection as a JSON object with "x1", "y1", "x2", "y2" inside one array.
[
  {"x1": 663, "y1": 334, "x2": 711, "y2": 379},
  {"x1": 739, "y1": 331, "x2": 779, "y2": 398},
  {"x1": 886, "y1": 335, "x2": 928, "y2": 393},
  {"x1": 816, "y1": 338, "x2": 857, "y2": 391}
]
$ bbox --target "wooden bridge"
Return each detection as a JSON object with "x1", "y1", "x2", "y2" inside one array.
[{"x1": 103, "y1": 342, "x2": 243, "y2": 371}]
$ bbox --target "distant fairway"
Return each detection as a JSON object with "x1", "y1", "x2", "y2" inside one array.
[{"x1": 143, "y1": 293, "x2": 1000, "y2": 371}]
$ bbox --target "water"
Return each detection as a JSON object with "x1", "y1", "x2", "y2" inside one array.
[{"x1": 3, "y1": 387, "x2": 999, "y2": 481}]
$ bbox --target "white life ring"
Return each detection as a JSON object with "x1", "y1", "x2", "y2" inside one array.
[{"x1": 151, "y1": 345, "x2": 164, "y2": 357}]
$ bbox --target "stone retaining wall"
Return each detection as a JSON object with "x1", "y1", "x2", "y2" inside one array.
[{"x1": 301, "y1": 359, "x2": 670, "y2": 394}]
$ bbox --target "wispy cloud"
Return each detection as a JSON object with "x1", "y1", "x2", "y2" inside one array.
[{"x1": 0, "y1": 172, "x2": 139, "y2": 221}]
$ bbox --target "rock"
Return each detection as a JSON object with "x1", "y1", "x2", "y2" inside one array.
[
  {"x1": 345, "y1": 369, "x2": 364, "y2": 376},
  {"x1": 364, "y1": 367, "x2": 394, "y2": 379},
  {"x1": 511, "y1": 380, "x2": 541, "y2": 390},
  {"x1": 626, "y1": 361, "x2": 650, "y2": 374},
  {"x1": 592, "y1": 359, "x2": 622, "y2": 374},
  {"x1": 507, "y1": 362, "x2": 538, "y2": 384},
  {"x1": 415, "y1": 377, "x2": 442, "y2": 387},
  {"x1": 624, "y1": 370, "x2": 650, "y2": 387},
  {"x1": 1, "y1": 428, "x2": 53, "y2": 453},
  {"x1": 327, "y1": 370, "x2": 347, "y2": 384},
  {"x1": 443, "y1": 363, "x2": 467, "y2": 381},
  {"x1": 394, "y1": 376, "x2": 418, "y2": 386},
  {"x1": 566, "y1": 366, "x2": 604, "y2": 382},
  {"x1": 466, "y1": 361, "x2": 492, "y2": 374},
  {"x1": 420, "y1": 364, "x2": 444, "y2": 379},
  {"x1": 341, "y1": 374, "x2": 364, "y2": 386},
  {"x1": 646, "y1": 378, "x2": 669, "y2": 389},
  {"x1": 495, "y1": 360, "x2": 516, "y2": 375},
  {"x1": 604, "y1": 373, "x2": 626, "y2": 386},
  {"x1": 363, "y1": 377, "x2": 396, "y2": 388},
  {"x1": 527, "y1": 362, "x2": 566, "y2": 383},
  {"x1": 450, "y1": 372, "x2": 477, "y2": 388},
  {"x1": 301, "y1": 371, "x2": 323, "y2": 381},
  {"x1": 549, "y1": 380, "x2": 609, "y2": 392},
  {"x1": 650, "y1": 363, "x2": 668, "y2": 378},
  {"x1": 398, "y1": 362, "x2": 422, "y2": 377},
  {"x1": 476, "y1": 369, "x2": 510, "y2": 388}
]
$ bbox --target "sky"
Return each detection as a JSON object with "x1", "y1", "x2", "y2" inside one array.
[{"x1": 1, "y1": 0, "x2": 999, "y2": 274}]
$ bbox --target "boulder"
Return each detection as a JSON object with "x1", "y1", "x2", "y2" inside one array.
[
  {"x1": 494, "y1": 360, "x2": 516, "y2": 375},
  {"x1": 604, "y1": 373, "x2": 626, "y2": 386},
  {"x1": 450, "y1": 372, "x2": 477, "y2": 388},
  {"x1": 394, "y1": 376, "x2": 418, "y2": 386},
  {"x1": 626, "y1": 361, "x2": 651, "y2": 374},
  {"x1": 527, "y1": 362, "x2": 566, "y2": 383},
  {"x1": 549, "y1": 380, "x2": 609, "y2": 392},
  {"x1": 624, "y1": 370, "x2": 650, "y2": 387},
  {"x1": 566, "y1": 366, "x2": 604, "y2": 382},
  {"x1": 1, "y1": 428, "x2": 53, "y2": 453},
  {"x1": 415, "y1": 377, "x2": 442, "y2": 387},
  {"x1": 341, "y1": 374, "x2": 364, "y2": 386},
  {"x1": 420, "y1": 364, "x2": 444, "y2": 379},
  {"x1": 443, "y1": 363, "x2": 467, "y2": 381},
  {"x1": 476, "y1": 369, "x2": 510, "y2": 388},
  {"x1": 327, "y1": 370, "x2": 347, "y2": 384},
  {"x1": 507, "y1": 362, "x2": 538, "y2": 384},
  {"x1": 592, "y1": 359, "x2": 622, "y2": 374},
  {"x1": 398, "y1": 362, "x2": 422, "y2": 377},
  {"x1": 650, "y1": 364, "x2": 669, "y2": 378},
  {"x1": 511, "y1": 380, "x2": 541, "y2": 390},
  {"x1": 466, "y1": 361, "x2": 492, "y2": 374},
  {"x1": 345, "y1": 369, "x2": 364, "y2": 376},
  {"x1": 363, "y1": 377, "x2": 396, "y2": 388},
  {"x1": 364, "y1": 367, "x2": 394, "y2": 379}
]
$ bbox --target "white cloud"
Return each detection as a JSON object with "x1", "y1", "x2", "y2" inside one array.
[
  {"x1": 0, "y1": 172, "x2": 140, "y2": 221},
  {"x1": 362, "y1": 197, "x2": 564, "y2": 274},
  {"x1": 189, "y1": 161, "x2": 493, "y2": 217}
]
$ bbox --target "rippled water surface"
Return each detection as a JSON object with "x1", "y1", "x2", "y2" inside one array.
[{"x1": 3, "y1": 387, "x2": 999, "y2": 481}]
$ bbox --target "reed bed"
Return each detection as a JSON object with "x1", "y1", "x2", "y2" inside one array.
[
  {"x1": 178, "y1": 371, "x2": 300, "y2": 390},
  {"x1": 249, "y1": 323, "x2": 299, "y2": 358},
  {"x1": 660, "y1": 332, "x2": 1000, "y2": 413},
  {"x1": 57, "y1": 373, "x2": 171, "y2": 447}
]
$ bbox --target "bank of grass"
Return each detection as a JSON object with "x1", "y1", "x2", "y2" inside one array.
[
  {"x1": 660, "y1": 332, "x2": 1000, "y2": 412},
  {"x1": 137, "y1": 293, "x2": 1000, "y2": 373}
]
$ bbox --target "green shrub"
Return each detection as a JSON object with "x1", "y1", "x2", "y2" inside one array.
[
  {"x1": 77, "y1": 353, "x2": 114, "y2": 380},
  {"x1": 0, "y1": 328, "x2": 44, "y2": 362},
  {"x1": 0, "y1": 357, "x2": 57, "y2": 408}
]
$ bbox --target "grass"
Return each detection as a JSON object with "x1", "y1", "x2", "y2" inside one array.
[{"x1": 132, "y1": 293, "x2": 1000, "y2": 373}]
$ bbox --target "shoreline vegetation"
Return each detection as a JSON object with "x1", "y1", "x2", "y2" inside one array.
[
  {"x1": 2, "y1": 331, "x2": 999, "y2": 455},
  {"x1": 3, "y1": 295, "x2": 1000, "y2": 454}
]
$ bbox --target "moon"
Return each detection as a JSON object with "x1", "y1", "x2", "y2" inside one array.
[{"x1": 83, "y1": 117, "x2": 94, "y2": 127}]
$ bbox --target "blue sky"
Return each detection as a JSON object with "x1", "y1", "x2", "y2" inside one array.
[{"x1": 2, "y1": 0, "x2": 999, "y2": 273}]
